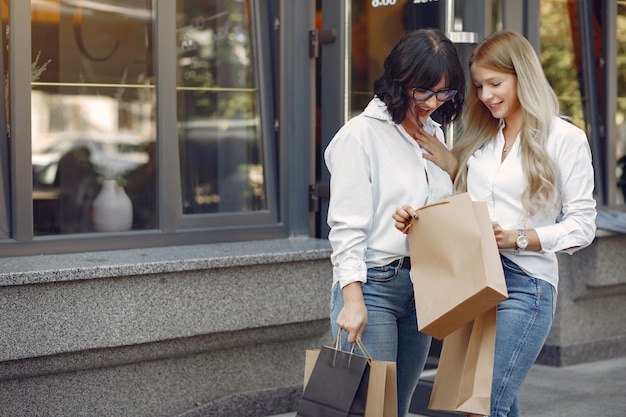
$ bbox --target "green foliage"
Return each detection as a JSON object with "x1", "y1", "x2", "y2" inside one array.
[
  {"x1": 617, "y1": 8, "x2": 626, "y2": 122},
  {"x1": 540, "y1": 1, "x2": 626, "y2": 126},
  {"x1": 540, "y1": 1, "x2": 583, "y2": 123}
]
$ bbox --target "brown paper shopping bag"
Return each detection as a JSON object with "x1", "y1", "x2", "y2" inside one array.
[
  {"x1": 302, "y1": 338, "x2": 398, "y2": 417},
  {"x1": 408, "y1": 192, "x2": 507, "y2": 339},
  {"x1": 428, "y1": 306, "x2": 497, "y2": 415},
  {"x1": 362, "y1": 356, "x2": 397, "y2": 417}
]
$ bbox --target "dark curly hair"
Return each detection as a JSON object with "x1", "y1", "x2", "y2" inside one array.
[{"x1": 373, "y1": 28, "x2": 465, "y2": 128}]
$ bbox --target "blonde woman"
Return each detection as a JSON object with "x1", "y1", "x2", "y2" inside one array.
[{"x1": 393, "y1": 31, "x2": 596, "y2": 416}]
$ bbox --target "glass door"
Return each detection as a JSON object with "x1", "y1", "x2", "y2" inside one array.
[{"x1": 315, "y1": 0, "x2": 446, "y2": 239}]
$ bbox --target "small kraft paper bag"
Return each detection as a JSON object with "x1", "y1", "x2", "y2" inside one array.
[
  {"x1": 428, "y1": 306, "x2": 497, "y2": 415},
  {"x1": 407, "y1": 192, "x2": 507, "y2": 339},
  {"x1": 299, "y1": 335, "x2": 398, "y2": 417}
]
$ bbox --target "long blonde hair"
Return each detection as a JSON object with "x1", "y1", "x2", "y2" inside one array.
[{"x1": 453, "y1": 31, "x2": 559, "y2": 217}]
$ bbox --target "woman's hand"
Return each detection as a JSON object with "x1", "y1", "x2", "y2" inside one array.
[
  {"x1": 492, "y1": 222, "x2": 515, "y2": 249},
  {"x1": 392, "y1": 205, "x2": 418, "y2": 234},
  {"x1": 413, "y1": 127, "x2": 459, "y2": 180},
  {"x1": 336, "y1": 282, "x2": 368, "y2": 343},
  {"x1": 493, "y1": 222, "x2": 541, "y2": 251}
]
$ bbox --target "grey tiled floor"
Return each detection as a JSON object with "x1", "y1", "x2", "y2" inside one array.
[{"x1": 266, "y1": 356, "x2": 626, "y2": 417}]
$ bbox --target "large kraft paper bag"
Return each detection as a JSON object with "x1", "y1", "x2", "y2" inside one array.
[
  {"x1": 303, "y1": 348, "x2": 398, "y2": 417},
  {"x1": 428, "y1": 306, "x2": 497, "y2": 415},
  {"x1": 408, "y1": 192, "x2": 507, "y2": 339}
]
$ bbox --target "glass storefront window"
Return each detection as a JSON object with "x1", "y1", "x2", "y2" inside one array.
[
  {"x1": 0, "y1": 0, "x2": 280, "y2": 255},
  {"x1": 617, "y1": 2, "x2": 626, "y2": 205},
  {"x1": 541, "y1": 0, "x2": 626, "y2": 206},
  {"x1": 176, "y1": 0, "x2": 266, "y2": 214},
  {"x1": 348, "y1": 0, "x2": 444, "y2": 119},
  {"x1": 539, "y1": 0, "x2": 585, "y2": 126},
  {"x1": 31, "y1": 0, "x2": 157, "y2": 235},
  {"x1": 343, "y1": 0, "x2": 497, "y2": 149}
]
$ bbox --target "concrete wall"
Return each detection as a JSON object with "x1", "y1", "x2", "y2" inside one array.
[{"x1": 539, "y1": 232, "x2": 626, "y2": 366}]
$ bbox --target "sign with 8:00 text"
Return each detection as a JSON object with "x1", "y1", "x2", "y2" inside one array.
[{"x1": 371, "y1": 0, "x2": 439, "y2": 7}]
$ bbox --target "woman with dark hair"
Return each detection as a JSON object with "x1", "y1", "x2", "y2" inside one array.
[{"x1": 324, "y1": 28, "x2": 465, "y2": 416}]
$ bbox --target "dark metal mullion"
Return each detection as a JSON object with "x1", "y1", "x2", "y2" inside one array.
[
  {"x1": 317, "y1": 0, "x2": 348, "y2": 240},
  {"x1": 0, "y1": 0, "x2": 9, "y2": 238},
  {"x1": 155, "y1": 0, "x2": 182, "y2": 232},
  {"x1": 279, "y1": 0, "x2": 315, "y2": 236},
  {"x1": 10, "y1": 0, "x2": 34, "y2": 241},
  {"x1": 603, "y1": 0, "x2": 617, "y2": 206},
  {"x1": 251, "y1": 0, "x2": 279, "y2": 223},
  {"x1": 578, "y1": 0, "x2": 606, "y2": 205}
]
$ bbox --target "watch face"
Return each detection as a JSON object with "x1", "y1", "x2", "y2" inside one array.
[{"x1": 516, "y1": 235, "x2": 529, "y2": 249}]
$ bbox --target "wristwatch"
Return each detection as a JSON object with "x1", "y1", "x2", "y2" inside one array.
[{"x1": 516, "y1": 229, "x2": 529, "y2": 250}]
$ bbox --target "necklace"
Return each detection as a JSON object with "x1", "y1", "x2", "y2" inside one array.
[{"x1": 503, "y1": 144, "x2": 511, "y2": 152}]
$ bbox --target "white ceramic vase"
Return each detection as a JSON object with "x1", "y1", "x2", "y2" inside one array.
[{"x1": 92, "y1": 179, "x2": 133, "y2": 232}]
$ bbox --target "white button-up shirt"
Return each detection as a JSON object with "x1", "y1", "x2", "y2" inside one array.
[
  {"x1": 467, "y1": 116, "x2": 597, "y2": 289},
  {"x1": 325, "y1": 97, "x2": 453, "y2": 289}
]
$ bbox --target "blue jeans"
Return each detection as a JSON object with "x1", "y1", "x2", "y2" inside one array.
[
  {"x1": 491, "y1": 256, "x2": 557, "y2": 417},
  {"x1": 330, "y1": 263, "x2": 432, "y2": 417}
]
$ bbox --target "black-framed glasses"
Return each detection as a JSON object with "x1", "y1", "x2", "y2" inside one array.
[{"x1": 411, "y1": 87, "x2": 458, "y2": 102}]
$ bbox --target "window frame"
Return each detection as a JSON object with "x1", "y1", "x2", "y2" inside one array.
[
  {"x1": 0, "y1": 0, "x2": 288, "y2": 257},
  {"x1": 175, "y1": 2, "x2": 279, "y2": 230}
]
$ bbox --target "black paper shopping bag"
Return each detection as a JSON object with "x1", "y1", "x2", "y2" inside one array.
[{"x1": 297, "y1": 341, "x2": 370, "y2": 417}]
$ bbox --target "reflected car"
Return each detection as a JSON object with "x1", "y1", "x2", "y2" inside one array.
[{"x1": 32, "y1": 131, "x2": 150, "y2": 187}]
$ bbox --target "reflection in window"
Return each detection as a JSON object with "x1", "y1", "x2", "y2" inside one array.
[
  {"x1": 0, "y1": 0, "x2": 9, "y2": 239},
  {"x1": 617, "y1": 3, "x2": 626, "y2": 205},
  {"x1": 177, "y1": 0, "x2": 266, "y2": 214},
  {"x1": 541, "y1": 0, "x2": 626, "y2": 206},
  {"x1": 31, "y1": 0, "x2": 157, "y2": 235},
  {"x1": 349, "y1": 1, "x2": 412, "y2": 118},
  {"x1": 540, "y1": 1, "x2": 585, "y2": 126}
]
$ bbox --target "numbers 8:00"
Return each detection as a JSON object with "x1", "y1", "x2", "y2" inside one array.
[{"x1": 371, "y1": 0, "x2": 398, "y2": 7}]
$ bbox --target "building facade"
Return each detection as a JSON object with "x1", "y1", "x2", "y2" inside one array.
[{"x1": 1, "y1": 1, "x2": 625, "y2": 416}]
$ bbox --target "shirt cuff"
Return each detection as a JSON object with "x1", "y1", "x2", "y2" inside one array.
[
  {"x1": 536, "y1": 222, "x2": 588, "y2": 254},
  {"x1": 335, "y1": 260, "x2": 368, "y2": 289},
  {"x1": 535, "y1": 223, "x2": 566, "y2": 252}
]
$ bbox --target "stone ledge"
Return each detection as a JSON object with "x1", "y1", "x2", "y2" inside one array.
[
  {"x1": 0, "y1": 319, "x2": 330, "y2": 382},
  {"x1": 0, "y1": 328, "x2": 331, "y2": 417},
  {"x1": 0, "y1": 238, "x2": 335, "y2": 417},
  {"x1": 538, "y1": 335, "x2": 626, "y2": 366},
  {"x1": 0, "y1": 237, "x2": 334, "y2": 362},
  {"x1": 557, "y1": 233, "x2": 626, "y2": 300},
  {"x1": 174, "y1": 386, "x2": 302, "y2": 417},
  {"x1": 0, "y1": 237, "x2": 333, "y2": 286}
]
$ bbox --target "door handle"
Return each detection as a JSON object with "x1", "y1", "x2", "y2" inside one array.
[{"x1": 309, "y1": 29, "x2": 337, "y2": 58}]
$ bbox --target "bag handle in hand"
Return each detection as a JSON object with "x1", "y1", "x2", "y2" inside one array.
[{"x1": 333, "y1": 330, "x2": 374, "y2": 361}]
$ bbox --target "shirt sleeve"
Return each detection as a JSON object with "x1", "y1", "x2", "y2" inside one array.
[
  {"x1": 536, "y1": 128, "x2": 597, "y2": 254},
  {"x1": 325, "y1": 131, "x2": 372, "y2": 288}
]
